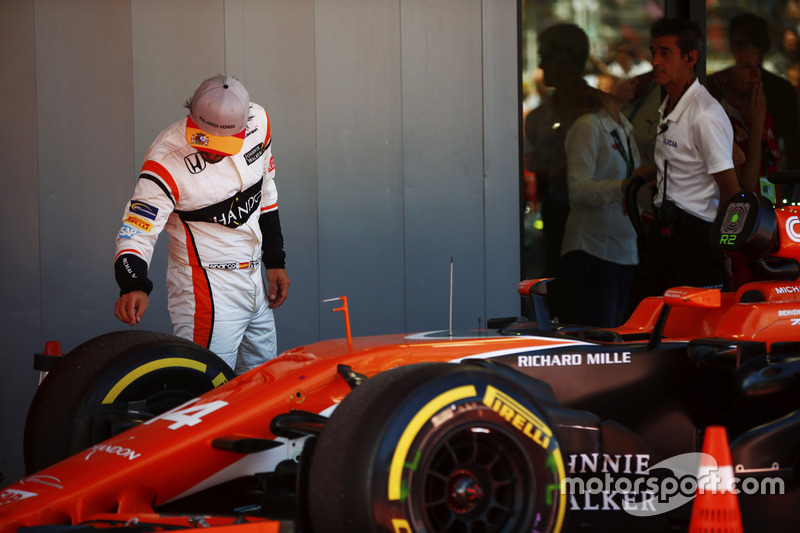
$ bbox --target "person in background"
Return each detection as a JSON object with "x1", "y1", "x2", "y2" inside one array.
[
  {"x1": 711, "y1": 24, "x2": 781, "y2": 198},
  {"x1": 635, "y1": 18, "x2": 740, "y2": 299},
  {"x1": 113, "y1": 75, "x2": 290, "y2": 374},
  {"x1": 561, "y1": 76, "x2": 654, "y2": 328},
  {"x1": 766, "y1": 27, "x2": 800, "y2": 77},
  {"x1": 606, "y1": 39, "x2": 653, "y2": 81},
  {"x1": 708, "y1": 13, "x2": 800, "y2": 178},
  {"x1": 786, "y1": 61, "x2": 800, "y2": 95},
  {"x1": 523, "y1": 23, "x2": 591, "y2": 323},
  {"x1": 710, "y1": 14, "x2": 782, "y2": 290}
]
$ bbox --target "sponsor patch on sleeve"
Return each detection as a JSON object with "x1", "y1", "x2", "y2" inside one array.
[
  {"x1": 124, "y1": 214, "x2": 153, "y2": 232},
  {"x1": 130, "y1": 200, "x2": 159, "y2": 220},
  {"x1": 118, "y1": 225, "x2": 142, "y2": 239}
]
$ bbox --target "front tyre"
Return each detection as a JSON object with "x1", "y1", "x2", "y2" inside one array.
[
  {"x1": 307, "y1": 362, "x2": 566, "y2": 533},
  {"x1": 24, "y1": 330, "x2": 236, "y2": 473}
]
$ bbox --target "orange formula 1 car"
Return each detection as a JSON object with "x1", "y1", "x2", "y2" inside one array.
[{"x1": 1, "y1": 189, "x2": 799, "y2": 532}]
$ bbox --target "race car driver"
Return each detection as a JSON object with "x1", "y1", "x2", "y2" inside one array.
[{"x1": 113, "y1": 75, "x2": 289, "y2": 374}]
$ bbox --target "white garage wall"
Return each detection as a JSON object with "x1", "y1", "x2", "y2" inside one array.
[{"x1": 0, "y1": 0, "x2": 520, "y2": 486}]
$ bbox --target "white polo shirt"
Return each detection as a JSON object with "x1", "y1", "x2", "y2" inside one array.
[
  {"x1": 561, "y1": 109, "x2": 639, "y2": 265},
  {"x1": 654, "y1": 78, "x2": 734, "y2": 222}
]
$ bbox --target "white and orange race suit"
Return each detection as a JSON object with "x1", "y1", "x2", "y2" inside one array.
[{"x1": 114, "y1": 103, "x2": 285, "y2": 373}]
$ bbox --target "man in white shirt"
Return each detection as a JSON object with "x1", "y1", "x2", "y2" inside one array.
[{"x1": 636, "y1": 18, "x2": 740, "y2": 298}]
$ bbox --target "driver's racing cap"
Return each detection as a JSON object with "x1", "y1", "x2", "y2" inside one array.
[{"x1": 186, "y1": 75, "x2": 249, "y2": 156}]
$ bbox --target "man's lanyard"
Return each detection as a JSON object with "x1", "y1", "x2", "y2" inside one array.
[{"x1": 610, "y1": 129, "x2": 634, "y2": 178}]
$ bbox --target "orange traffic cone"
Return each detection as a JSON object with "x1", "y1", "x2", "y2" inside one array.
[{"x1": 688, "y1": 426, "x2": 743, "y2": 533}]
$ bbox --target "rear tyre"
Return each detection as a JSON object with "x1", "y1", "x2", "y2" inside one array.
[
  {"x1": 307, "y1": 362, "x2": 566, "y2": 533},
  {"x1": 24, "y1": 330, "x2": 235, "y2": 473}
]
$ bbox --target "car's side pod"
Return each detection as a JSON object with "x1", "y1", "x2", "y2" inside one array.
[{"x1": 731, "y1": 408, "x2": 800, "y2": 483}]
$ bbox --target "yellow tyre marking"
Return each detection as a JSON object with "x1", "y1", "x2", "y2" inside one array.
[
  {"x1": 391, "y1": 518, "x2": 413, "y2": 533},
  {"x1": 101, "y1": 358, "x2": 208, "y2": 403},
  {"x1": 388, "y1": 385, "x2": 477, "y2": 501},
  {"x1": 212, "y1": 371, "x2": 229, "y2": 388},
  {"x1": 482, "y1": 386, "x2": 552, "y2": 438},
  {"x1": 551, "y1": 447, "x2": 567, "y2": 533}
]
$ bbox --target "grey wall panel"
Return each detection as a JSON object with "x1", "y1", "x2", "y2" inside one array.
[
  {"x1": 401, "y1": 0, "x2": 486, "y2": 333},
  {"x1": 132, "y1": 0, "x2": 226, "y2": 169},
  {"x1": 0, "y1": 0, "x2": 43, "y2": 489},
  {"x1": 36, "y1": 0, "x2": 135, "y2": 348},
  {"x1": 128, "y1": 0, "x2": 228, "y2": 335},
  {"x1": 482, "y1": 0, "x2": 522, "y2": 318},
  {"x1": 225, "y1": 0, "x2": 321, "y2": 350},
  {"x1": 315, "y1": 0, "x2": 406, "y2": 339}
]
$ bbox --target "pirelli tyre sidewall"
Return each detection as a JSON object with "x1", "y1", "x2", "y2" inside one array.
[
  {"x1": 24, "y1": 330, "x2": 235, "y2": 473},
  {"x1": 307, "y1": 362, "x2": 566, "y2": 533}
]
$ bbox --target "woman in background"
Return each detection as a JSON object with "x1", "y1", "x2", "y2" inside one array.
[{"x1": 561, "y1": 77, "x2": 653, "y2": 328}]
